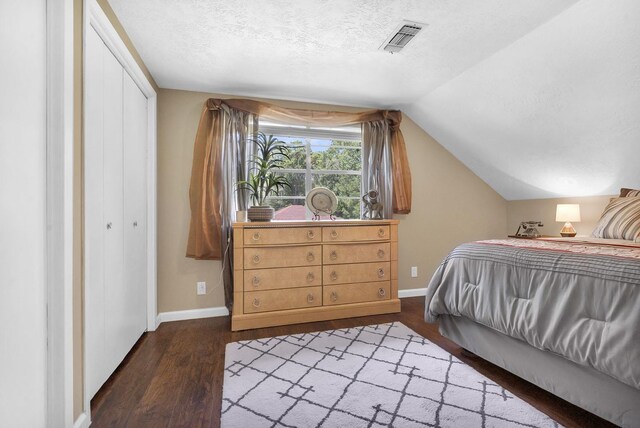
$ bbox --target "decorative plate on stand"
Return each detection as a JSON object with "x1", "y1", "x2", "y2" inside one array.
[{"x1": 306, "y1": 187, "x2": 338, "y2": 220}]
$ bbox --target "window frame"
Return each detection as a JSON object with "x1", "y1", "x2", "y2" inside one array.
[{"x1": 259, "y1": 121, "x2": 363, "y2": 220}]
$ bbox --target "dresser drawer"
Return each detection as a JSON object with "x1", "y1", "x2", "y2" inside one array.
[
  {"x1": 324, "y1": 281, "x2": 390, "y2": 306},
  {"x1": 323, "y1": 262, "x2": 390, "y2": 285},
  {"x1": 244, "y1": 266, "x2": 322, "y2": 291},
  {"x1": 324, "y1": 242, "x2": 390, "y2": 264},
  {"x1": 323, "y1": 225, "x2": 390, "y2": 242},
  {"x1": 244, "y1": 227, "x2": 321, "y2": 246},
  {"x1": 244, "y1": 286, "x2": 322, "y2": 314},
  {"x1": 244, "y1": 245, "x2": 321, "y2": 269}
]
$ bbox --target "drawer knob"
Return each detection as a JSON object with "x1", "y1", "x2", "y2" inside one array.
[
  {"x1": 377, "y1": 268, "x2": 385, "y2": 278},
  {"x1": 252, "y1": 276, "x2": 260, "y2": 287},
  {"x1": 307, "y1": 230, "x2": 315, "y2": 240},
  {"x1": 378, "y1": 228, "x2": 386, "y2": 237},
  {"x1": 330, "y1": 291, "x2": 338, "y2": 302},
  {"x1": 330, "y1": 250, "x2": 338, "y2": 261},
  {"x1": 106, "y1": 222, "x2": 113, "y2": 230},
  {"x1": 252, "y1": 298, "x2": 261, "y2": 308},
  {"x1": 306, "y1": 272, "x2": 315, "y2": 283},
  {"x1": 377, "y1": 249, "x2": 385, "y2": 258},
  {"x1": 252, "y1": 232, "x2": 261, "y2": 241},
  {"x1": 330, "y1": 271, "x2": 338, "y2": 281},
  {"x1": 378, "y1": 288, "x2": 386, "y2": 297},
  {"x1": 307, "y1": 252, "x2": 315, "y2": 262},
  {"x1": 307, "y1": 293, "x2": 315, "y2": 303},
  {"x1": 252, "y1": 254, "x2": 261, "y2": 264},
  {"x1": 330, "y1": 229, "x2": 338, "y2": 239}
]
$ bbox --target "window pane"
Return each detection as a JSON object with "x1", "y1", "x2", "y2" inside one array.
[
  {"x1": 313, "y1": 174, "x2": 361, "y2": 198},
  {"x1": 270, "y1": 198, "x2": 307, "y2": 220},
  {"x1": 277, "y1": 137, "x2": 306, "y2": 169},
  {"x1": 311, "y1": 143, "x2": 361, "y2": 171},
  {"x1": 335, "y1": 198, "x2": 360, "y2": 220},
  {"x1": 308, "y1": 138, "x2": 331, "y2": 150},
  {"x1": 259, "y1": 125, "x2": 363, "y2": 220},
  {"x1": 275, "y1": 172, "x2": 305, "y2": 197},
  {"x1": 332, "y1": 139, "x2": 361, "y2": 147}
]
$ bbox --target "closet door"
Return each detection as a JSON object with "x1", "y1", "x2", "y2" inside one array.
[
  {"x1": 101, "y1": 36, "x2": 127, "y2": 383},
  {"x1": 85, "y1": 26, "x2": 107, "y2": 398},
  {"x1": 122, "y1": 71, "x2": 148, "y2": 350},
  {"x1": 85, "y1": 25, "x2": 149, "y2": 399}
]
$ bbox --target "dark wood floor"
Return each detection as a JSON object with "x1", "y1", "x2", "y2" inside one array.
[{"x1": 91, "y1": 297, "x2": 614, "y2": 427}]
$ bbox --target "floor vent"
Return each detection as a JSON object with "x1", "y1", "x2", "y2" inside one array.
[{"x1": 380, "y1": 21, "x2": 425, "y2": 53}]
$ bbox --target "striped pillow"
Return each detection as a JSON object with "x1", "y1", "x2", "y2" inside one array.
[
  {"x1": 592, "y1": 197, "x2": 640, "y2": 241},
  {"x1": 620, "y1": 187, "x2": 640, "y2": 197}
]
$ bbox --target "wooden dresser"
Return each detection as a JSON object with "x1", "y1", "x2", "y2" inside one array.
[{"x1": 231, "y1": 220, "x2": 400, "y2": 331}]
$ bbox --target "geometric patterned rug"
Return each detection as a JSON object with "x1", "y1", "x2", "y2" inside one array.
[{"x1": 222, "y1": 322, "x2": 561, "y2": 427}]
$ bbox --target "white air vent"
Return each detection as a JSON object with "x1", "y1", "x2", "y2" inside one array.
[{"x1": 380, "y1": 21, "x2": 426, "y2": 53}]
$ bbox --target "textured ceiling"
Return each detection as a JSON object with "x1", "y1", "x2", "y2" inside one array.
[
  {"x1": 109, "y1": 0, "x2": 639, "y2": 200},
  {"x1": 108, "y1": 0, "x2": 576, "y2": 107}
]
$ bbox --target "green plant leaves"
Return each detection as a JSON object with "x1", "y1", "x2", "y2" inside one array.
[{"x1": 236, "y1": 132, "x2": 292, "y2": 206}]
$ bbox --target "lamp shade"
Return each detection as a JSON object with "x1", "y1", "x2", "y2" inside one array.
[{"x1": 556, "y1": 204, "x2": 581, "y2": 222}]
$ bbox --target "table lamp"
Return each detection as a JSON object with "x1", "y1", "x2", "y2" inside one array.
[{"x1": 556, "y1": 204, "x2": 580, "y2": 237}]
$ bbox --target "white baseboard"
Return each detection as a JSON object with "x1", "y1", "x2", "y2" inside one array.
[
  {"x1": 156, "y1": 306, "x2": 230, "y2": 327},
  {"x1": 73, "y1": 412, "x2": 89, "y2": 428},
  {"x1": 398, "y1": 288, "x2": 427, "y2": 298},
  {"x1": 155, "y1": 293, "x2": 422, "y2": 328}
]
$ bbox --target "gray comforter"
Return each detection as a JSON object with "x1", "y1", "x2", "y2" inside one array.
[{"x1": 424, "y1": 238, "x2": 640, "y2": 390}]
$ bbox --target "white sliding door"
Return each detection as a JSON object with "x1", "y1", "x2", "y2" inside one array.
[{"x1": 85, "y1": 25, "x2": 148, "y2": 399}]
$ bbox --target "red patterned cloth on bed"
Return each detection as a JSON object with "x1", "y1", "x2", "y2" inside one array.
[{"x1": 482, "y1": 238, "x2": 640, "y2": 259}]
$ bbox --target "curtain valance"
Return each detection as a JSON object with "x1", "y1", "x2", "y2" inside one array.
[{"x1": 205, "y1": 98, "x2": 396, "y2": 127}]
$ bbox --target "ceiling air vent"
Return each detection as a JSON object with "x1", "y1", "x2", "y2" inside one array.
[{"x1": 380, "y1": 21, "x2": 426, "y2": 53}]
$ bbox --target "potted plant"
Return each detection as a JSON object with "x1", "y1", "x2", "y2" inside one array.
[{"x1": 236, "y1": 132, "x2": 291, "y2": 221}]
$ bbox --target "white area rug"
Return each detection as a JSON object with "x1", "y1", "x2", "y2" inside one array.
[{"x1": 222, "y1": 322, "x2": 561, "y2": 427}]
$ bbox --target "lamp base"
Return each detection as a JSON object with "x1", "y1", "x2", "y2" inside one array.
[{"x1": 560, "y1": 222, "x2": 577, "y2": 237}]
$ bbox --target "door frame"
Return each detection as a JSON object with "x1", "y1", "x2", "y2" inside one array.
[
  {"x1": 82, "y1": 0, "x2": 158, "y2": 419},
  {"x1": 46, "y1": 0, "x2": 74, "y2": 425}
]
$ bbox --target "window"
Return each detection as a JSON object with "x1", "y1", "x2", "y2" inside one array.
[{"x1": 259, "y1": 121, "x2": 362, "y2": 220}]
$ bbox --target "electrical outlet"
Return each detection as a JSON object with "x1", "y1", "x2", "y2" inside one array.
[
  {"x1": 411, "y1": 266, "x2": 418, "y2": 278},
  {"x1": 197, "y1": 281, "x2": 206, "y2": 295}
]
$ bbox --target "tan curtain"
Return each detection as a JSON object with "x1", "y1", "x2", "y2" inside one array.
[
  {"x1": 187, "y1": 103, "x2": 222, "y2": 260},
  {"x1": 186, "y1": 100, "x2": 257, "y2": 260},
  {"x1": 386, "y1": 111, "x2": 412, "y2": 214},
  {"x1": 187, "y1": 98, "x2": 412, "y2": 260}
]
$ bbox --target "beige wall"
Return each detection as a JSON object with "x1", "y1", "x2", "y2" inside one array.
[
  {"x1": 73, "y1": 0, "x2": 157, "y2": 419},
  {"x1": 157, "y1": 88, "x2": 508, "y2": 312},
  {"x1": 507, "y1": 195, "x2": 612, "y2": 238},
  {"x1": 396, "y1": 117, "x2": 508, "y2": 289}
]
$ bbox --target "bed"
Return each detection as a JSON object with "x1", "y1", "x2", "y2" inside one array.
[{"x1": 424, "y1": 237, "x2": 640, "y2": 427}]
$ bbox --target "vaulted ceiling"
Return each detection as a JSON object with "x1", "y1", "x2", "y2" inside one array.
[{"x1": 109, "y1": 0, "x2": 640, "y2": 200}]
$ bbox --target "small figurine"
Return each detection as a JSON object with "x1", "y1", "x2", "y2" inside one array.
[{"x1": 362, "y1": 190, "x2": 383, "y2": 219}]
